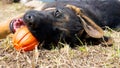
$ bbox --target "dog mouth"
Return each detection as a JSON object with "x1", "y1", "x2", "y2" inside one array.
[{"x1": 10, "y1": 18, "x2": 26, "y2": 33}]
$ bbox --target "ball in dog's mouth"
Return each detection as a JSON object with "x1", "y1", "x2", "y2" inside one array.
[{"x1": 13, "y1": 26, "x2": 39, "y2": 52}]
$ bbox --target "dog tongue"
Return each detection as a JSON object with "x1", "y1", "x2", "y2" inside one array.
[{"x1": 10, "y1": 18, "x2": 25, "y2": 33}]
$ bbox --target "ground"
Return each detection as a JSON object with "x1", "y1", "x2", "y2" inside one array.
[{"x1": 0, "y1": 1, "x2": 120, "y2": 68}]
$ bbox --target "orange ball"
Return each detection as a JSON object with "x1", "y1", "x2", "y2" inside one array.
[{"x1": 13, "y1": 26, "x2": 39, "y2": 52}]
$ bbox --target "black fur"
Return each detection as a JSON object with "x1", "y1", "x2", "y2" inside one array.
[
  {"x1": 43, "y1": 0, "x2": 120, "y2": 29},
  {"x1": 23, "y1": 0, "x2": 119, "y2": 49}
]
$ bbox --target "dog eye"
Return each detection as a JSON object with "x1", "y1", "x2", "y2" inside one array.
[
  {"x1": 54, "y1": 9, "x2": 62, "y2": 18},
  {"x1": 25, "y1": 14, "x2": 34, "y2": 23}
]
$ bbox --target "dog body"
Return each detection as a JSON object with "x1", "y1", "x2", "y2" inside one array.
[
  {"x1": 23, "y1": 0, "x2": 120, "y2": 49},
  {"x1": 43, "y1": 0, "x2": 120, "y2": 29}
]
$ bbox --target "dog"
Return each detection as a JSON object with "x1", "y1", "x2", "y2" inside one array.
[
  {"x1": 0, "y1": 0, "x2": 119, "y2": 49},
  {"x1": 22, "y1": 0, "x2": 120, "y2": 49}
]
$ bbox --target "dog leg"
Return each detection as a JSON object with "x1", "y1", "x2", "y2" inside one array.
[{"x1": 0, "y1": 13, "x2": 24, "y2": 39}]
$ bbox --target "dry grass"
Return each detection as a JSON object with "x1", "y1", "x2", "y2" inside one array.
[{"x1": 0, "y1": 1, "x2": 120, "y2": 68}]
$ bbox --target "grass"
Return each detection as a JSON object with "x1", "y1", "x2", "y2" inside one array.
[{"x1": 0, "y1": 1, "x2": 120, "y2": 68}]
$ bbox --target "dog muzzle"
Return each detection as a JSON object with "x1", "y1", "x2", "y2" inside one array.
[{"x1": 9, "y1": 18, "x2": 25, "y2": 33}]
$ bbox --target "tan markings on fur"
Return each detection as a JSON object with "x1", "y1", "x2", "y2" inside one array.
[
  {"x1": 77, "y1": 29, "x2": 84, "y2": 37},
  {"x1": 65, "y1": 14, "x2": 70, "y2": 22},
  {"x1": 101, "y1": 37, "x2": 114, "y2": 46},
  {"x1": 44, "y1": 7, "x2": 56, "y2": 11},
  {"x1": 79, "y1": 15, "x2": 104, "y2": 38},
  {"x1": 66, "y1": 4, "x2": 83, "y2": 15},
  {"x1": 66, "y1": 4, "x2": 104, "y2": 38}
]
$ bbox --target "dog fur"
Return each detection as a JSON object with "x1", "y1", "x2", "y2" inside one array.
[
  {"x1": 0, "y1": 0, "x2": 119, "y2": 49},
  {"x1": 22, "y1": 0, "x2": 120, "y2": 49}
]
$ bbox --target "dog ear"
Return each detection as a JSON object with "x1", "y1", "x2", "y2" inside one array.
[
  {"x1": 66, "y1": 4, "x2": 82, "y2": 15},
  {"x1": 78, "y1": 15, "x2": 104, "y2": 38},
  {"x1": 66, "y1": 4, "x2": 104, "y2": 38}
]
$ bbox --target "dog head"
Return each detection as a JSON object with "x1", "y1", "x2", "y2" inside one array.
[{"x1": 23, "y1": 4, "x2": 104, "y2": 44}]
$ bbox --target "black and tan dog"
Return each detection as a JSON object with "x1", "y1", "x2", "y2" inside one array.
[{"x1": 1, "y1": 0, "x2": 120, "y2": 49}]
